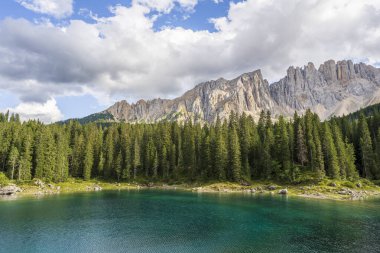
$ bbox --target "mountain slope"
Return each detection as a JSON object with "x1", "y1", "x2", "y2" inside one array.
[{"x1": 76, "y1": 59, "x2": 380, "y2": 124}]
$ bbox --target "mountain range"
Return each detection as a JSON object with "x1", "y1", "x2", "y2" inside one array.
[{"x1": 74, "y1": 59, "x2": 380, "y2": 124}]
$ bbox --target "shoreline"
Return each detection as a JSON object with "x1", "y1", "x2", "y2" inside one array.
[{"x1": 1, "y1": 179, "x2": 380, "y2": 201}]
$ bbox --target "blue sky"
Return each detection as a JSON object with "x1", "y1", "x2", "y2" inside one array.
[
  {"x1": 0, "y1": 0, "x2": 231, "y2": 31},
  {"x1": 0, "y1": 0, "x2": 234, "y2": 121},
  {"x1": 0, "y1": 0, "x2": 380, "y2": 122}
]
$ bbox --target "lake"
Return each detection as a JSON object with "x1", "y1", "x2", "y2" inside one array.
[{"x1": 0, "y1": 190, "x2": 379, "y2": 253}]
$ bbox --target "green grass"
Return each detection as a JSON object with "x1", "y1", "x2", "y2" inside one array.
[{"x1": 5, "y1": 177, "x2": 380, "y2": 201}]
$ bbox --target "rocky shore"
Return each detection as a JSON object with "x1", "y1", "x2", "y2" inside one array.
[
  {"x1": 1, "y1": 179, "x2": 380, "y2": 201},
  {"x1": 191, "y1": 182, "x2": 380, "y2": 200}
]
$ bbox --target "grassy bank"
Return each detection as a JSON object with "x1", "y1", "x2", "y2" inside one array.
[
  {"x1": 2, "y1": 178, "x2": 380, "y2": 201},
  {"x1": 14, "y1": 178, "x2": 138, "y2": 196},
  {"x1": 192, "y1": 179, "x2": 380, "y2": 200}
]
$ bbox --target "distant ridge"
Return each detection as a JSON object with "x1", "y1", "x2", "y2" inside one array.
[{"x1": 67, "y1": 59, "x2": 380, "y2": 124}]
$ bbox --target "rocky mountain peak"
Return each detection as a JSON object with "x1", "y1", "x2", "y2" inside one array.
[{"x1": 99, "y1": 59, "x2": 380, "y2": 123}]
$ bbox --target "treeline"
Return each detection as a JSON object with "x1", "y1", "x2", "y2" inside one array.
[{"x1": 0, "y1": 109, "x2": 379, "y2": 183}]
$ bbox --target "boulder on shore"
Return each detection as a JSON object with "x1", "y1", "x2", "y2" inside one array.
[
  {"x1": 239, "y1": 180, "x2": 251, "y2": 186},
  {"x1": 267, "y1": 185, "x2": 277, "y2": 191},
  {"x1": 0, "y1": 184, "x2": 22, "y2": 195},
  {"x1": 94, "y1": 185, "x2": 102, "y2": 191},
  {"x1": 279, "y1": 189, "x2": 288, "y2": 195},
  {"x1": 34, "y1": 179, "x2": 45, "y2": 188}
]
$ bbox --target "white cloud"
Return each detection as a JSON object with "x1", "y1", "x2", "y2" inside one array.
[
  {"x1": 1, "y1": 0, "x2": 380, "y2": 121},
  {"x1": 15, "y1": 0, "x2": 73, "y2": 19},
  {"x1": 176, "y1": 0, "x2": 198, "y2": 11},
  {"x1": 6, "y1": 99, "x2": 63, "y2": 123},
  {"x1": 134, "y1": 0, "x2": 198, "y2": 13},
  {"x1": 212, "y1": 0, "x2": 223, "y2": 3}
]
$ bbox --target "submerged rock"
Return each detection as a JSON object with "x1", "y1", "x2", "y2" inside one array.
[{"x1": 0, "y1": 184, "x2": 22, "y2": 195}]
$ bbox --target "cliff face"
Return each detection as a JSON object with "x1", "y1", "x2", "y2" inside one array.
[
  {"x1": 104, "y1": 60, "x2": 380, "y2": 123},
  {"x1": 269, "y1": 60, "x2": 380, "y2": 119}
]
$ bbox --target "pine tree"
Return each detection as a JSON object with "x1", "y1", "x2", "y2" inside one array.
[
  {"x1": 228, "y1": 126, "x2": 241, "y2": 181},
  {"x1": 83, "y1": 139, "x2": 94, "y2": 180},
  {"x1": 34, "y1": 128, "x2": 45, "y2": 179},
  {"x1": 304, "y1": 110, "x2": 317, "y2": 170},
  {"x1": 158, "y1": 126, "x2": 170, "y2": 179},
  {"x1": 213, "y1": 123, "x2": 227, "y2": 180},
  {"x1": 183, "y1": 122, "x2": 195, "y2": 178},
  {"x1": 239, "y1": 113, "x2": 251, "y2": 179},
  {"x1": 144, "y1": 137, "x2": 156, "y2": 177},
  {"x1": 261, "y1": 127, "x2": 274, "y2": 179},
  {"x1": 358, "y1": 114, "x2": 377, "y2": 179},
  {"x1": 257, "y1": 110, "x2": 266, "y2": 142},
  {"x1": 18, "y1": 133, "x2": 32, "y2": 180},
  {"x1": 345, "y1": 140, "x2": 359, "y2": 179},
  {"x1": 274, "y1": 116, "x2": 292, "y2": 181},
  {"x1": 375, "y1": 129, "x2": 380, "y2": 179},
  {"x1": 322, "y1": 122, "x2": 340, "y2": 179},
  {"x1": 312, "y1": 122, "x2": 325, "y2": 179},
  {"x1": 331, "y1": 122, "x2": 357, "y2": 179},
  {"x1": 200, "y1": 133, "x2": 212, "y2": 179},
  {"x1": 54, "y1": 129, "x2": 69, "y2": 182},
  {"x1": 115, "y1": 150, "x2": 123, "y2": 181},
  {"x1": 8, "y1": 146, "x2": 19, "y2": 180},
  {"x1": 295, "y1": 120, "x2": 308, "y2": 166},
  {"x1": 92, "y1": 127, "x2": 104, "y2": 177},
  {"x1": 132, "y1": 137, "x2": 141, "y2": 179},
  {"x1": 153, "y1": 150, "x2": 158, "y2": 179},
  {"x1": 169, "y1": 143, "x2": 176, "y2": 177},
  {"x1": 43, "y1": 128, "x2": 56, "y2": 181},
  {"x1": 71, "y1": 133, "x2": 85, "y2": 177},
  {"x1": 103, "y1": 127, "x2": 115, "y2": 178}
]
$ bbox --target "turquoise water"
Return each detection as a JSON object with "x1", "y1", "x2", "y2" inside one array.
[{"x1": 0, "y1": 190, "x2": 379, "y2": 253}]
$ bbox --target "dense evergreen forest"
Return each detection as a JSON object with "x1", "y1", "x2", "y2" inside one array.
[{"x1": 1, "y1": 108, "x2": 380, "y2": 184}]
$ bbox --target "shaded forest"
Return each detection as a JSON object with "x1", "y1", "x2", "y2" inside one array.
[{"x1": 1, "y1": 107, "x2": 380, "y2": 184}]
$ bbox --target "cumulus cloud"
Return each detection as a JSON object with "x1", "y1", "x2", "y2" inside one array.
[
  {"x1": 15, "y1": 0, "x2": 74, "y2": 19},
  {"x1": 1, "y1": 0, "x2": 380, "y2": 121},
  {"x1": 6, "y1": 98, "x2": 63, "y2": 123},
  {"x1": 134, "y1": 0, "x2": 198, "y2": 13}
]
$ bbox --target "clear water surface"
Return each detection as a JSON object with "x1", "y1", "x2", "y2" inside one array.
[{"x1": 0, "y1": 190, "x2": 379, "y2": 253}]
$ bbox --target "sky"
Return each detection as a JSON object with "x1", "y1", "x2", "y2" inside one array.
[{"x1": 0, "y1": 0, "x2": 380, "y2": 122}]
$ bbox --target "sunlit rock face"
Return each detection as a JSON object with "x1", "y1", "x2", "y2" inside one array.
[
  {"x1": 104, "y1": 60, "x2": 380, "y2": 123},
  {"x1": 270, "y1": 60, "x2": 380, "y2": 119}
]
